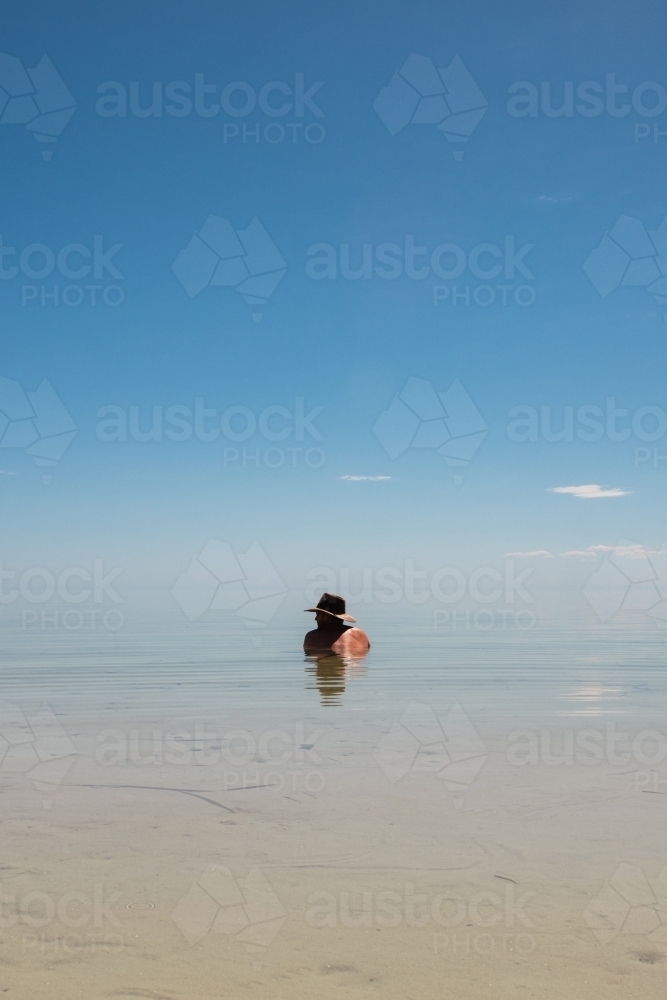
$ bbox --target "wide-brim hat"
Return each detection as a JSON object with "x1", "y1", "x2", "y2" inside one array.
[{"x1": 305, "y1": 592, "x2": 356, "y2": 622}]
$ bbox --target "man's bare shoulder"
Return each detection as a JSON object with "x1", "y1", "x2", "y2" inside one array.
[{"x1": 331, "y1": 627, "x2": 370, "y2": 655}]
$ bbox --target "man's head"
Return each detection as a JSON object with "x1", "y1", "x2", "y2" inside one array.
[{"x1": 305, "y1": 592, "x2": 356, "y2": 627}]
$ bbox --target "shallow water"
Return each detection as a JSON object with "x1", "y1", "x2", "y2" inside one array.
[
  {"x1": 2, "y1": 598, "x2": 667, "y2": 998},
  {"x1": 3, "y1": 592, "x2": 667, "y2": 709}
]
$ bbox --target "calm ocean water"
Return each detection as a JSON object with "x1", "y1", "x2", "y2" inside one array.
[{"x1": 2, "y1": 591, "x2": 666, "y2": 727}]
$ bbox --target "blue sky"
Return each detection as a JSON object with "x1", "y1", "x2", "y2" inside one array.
[{"x1": 2, "y1": 0, "x2": 667, "y2": 600}]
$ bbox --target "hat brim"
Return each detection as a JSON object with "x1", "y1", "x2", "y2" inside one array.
[{"x1": 304, "y1": 607, "x2": 356, "y2": 623}]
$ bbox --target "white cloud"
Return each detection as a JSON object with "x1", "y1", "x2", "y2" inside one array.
[
  {"x1": 0, "y1": 470, "x2": 17, "y2": 476},
  {"x1": 549, "y1": 485, "x2": 632, "y2": 499},
  {"x1": 504, "y1": 550, "x2": 552, "y2": 558},
  {"x1": 538, "y1": 193, "x2": 574, "y2": 204},
  {"x1": 338, "y1": 475, "x2": 392, "y2": 481},
  {"x1": 561, "y1": 543, "x2": 657, "y2": 559}
]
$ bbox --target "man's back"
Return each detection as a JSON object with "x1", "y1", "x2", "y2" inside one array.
[
  {"x1": 304, "y1": 623, "x2": 370, "y2": 655},
  {"x1": 303, "y1": 593, "x2": 370, "y2": 656}
]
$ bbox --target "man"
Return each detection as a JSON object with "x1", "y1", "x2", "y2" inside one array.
[{"x1": 303, "y1": 592, "x2": 370, "y2": 655}]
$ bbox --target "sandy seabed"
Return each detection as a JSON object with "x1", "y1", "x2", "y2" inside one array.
[{"x1": 2, "y1": 734, "x2": 666, "y2": 1000}]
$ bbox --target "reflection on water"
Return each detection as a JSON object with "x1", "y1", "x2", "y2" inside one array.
[
  {"x1": 0, "y1": 594, "x2": 666, "y2": 722},
  {"x1": 304, "y1": 653, "x2": 368, "y2": 705},
  {"x1": 556, "y1": 685, "x2": 628, "y2": 716}
]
